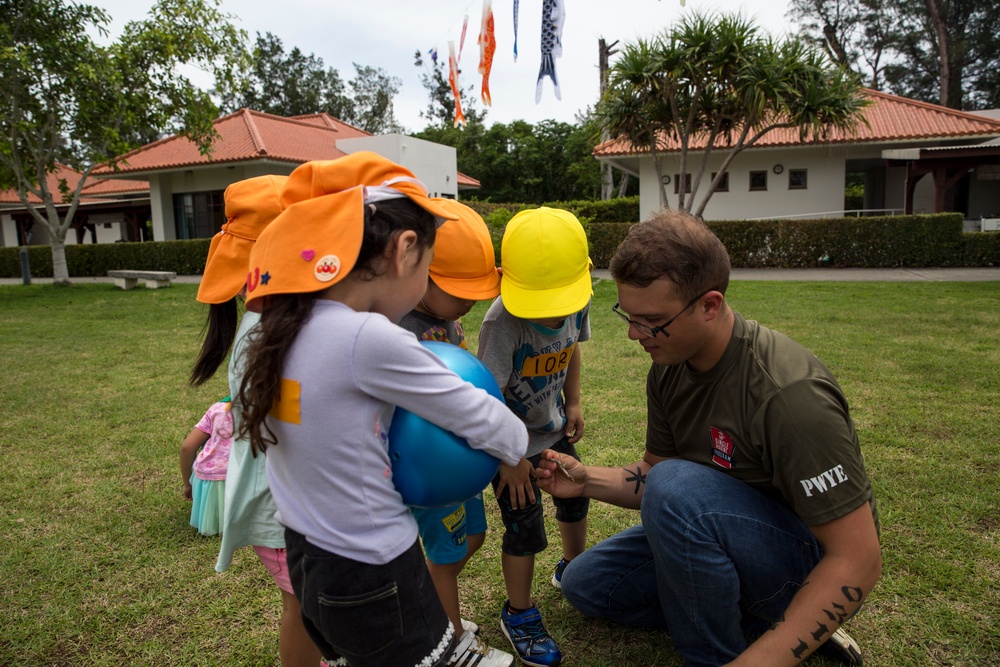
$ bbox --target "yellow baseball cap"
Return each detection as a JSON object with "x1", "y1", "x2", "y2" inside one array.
[
  {"x1": 245, "y1": 153, "x2": 459, "y2": 312},
  {"x1": 428, "y1": 199, "x2": 500, "y2": 300},
  {"x1": 500, "y1": 207, "x2": 593, "y2": 319},
  {"x1": 196, "y1": 175, "x2": 287, "y2": 304}
]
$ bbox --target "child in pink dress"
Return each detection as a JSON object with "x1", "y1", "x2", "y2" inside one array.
[{"x1": 180, "y1": 397, "x2": 233, "y2": 536}]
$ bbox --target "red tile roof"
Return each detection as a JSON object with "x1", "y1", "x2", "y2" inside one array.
[
  {"x1": 88, "y1": 108, "x2": 479, "y2": 188},
  {"x1": 0, "y1": 163, "x2": 148, "y2": 205},
  {"x1": 92, "y1": 109, "x2": 372, "y2": 176},
  {"x1": 594, "y1": 89, "x2": 1000, "y2": 157}
]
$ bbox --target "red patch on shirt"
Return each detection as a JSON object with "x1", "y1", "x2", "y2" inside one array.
[{"x1": 710, "y1": 427, "x2": 734, "y2": 469}]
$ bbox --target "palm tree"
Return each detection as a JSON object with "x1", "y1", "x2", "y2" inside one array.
[{"x1": 596, "y1": 11, "x2": 870, "y2": 218}]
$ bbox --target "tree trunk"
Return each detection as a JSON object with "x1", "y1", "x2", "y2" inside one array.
[
  {"x1": 616, "y1": 172, "x2": 630, "y2": 198},
  {"x1": 601, "y1": 164, "x2": 615, "y2": 200},
  {"x1": 924, "y1": 0, "x2": 950, "y2": 107},
  {"x1": 50, "y1": 234, "x2": 71, "y2": 285},
  {"x1": 598, "y1": 37, "x2": 618, "y2": 200}
]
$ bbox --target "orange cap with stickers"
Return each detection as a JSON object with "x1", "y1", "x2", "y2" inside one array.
[
  {"x1": 244, "y1": 152, "x2": 459, "y2": 311},
  {"x1": 196, "y1": 175, "x2": 287, "y2": 305}
]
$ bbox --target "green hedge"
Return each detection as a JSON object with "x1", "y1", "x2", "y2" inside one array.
[
  {"x1": 0, "y1": 239, "x2": 212, "y2": 278},
  {"x1": 3, "y1": 213, "x2": 996, "y2": 277}
]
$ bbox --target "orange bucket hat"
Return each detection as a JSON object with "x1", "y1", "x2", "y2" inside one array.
[
  {"x1": 428, "y1": 199, "x2": 500, "y2": 301},
  {"x1": 196, "y1": 175, "x2": 287, "y2": 304},
  {"x1": 245, "y1": 152, "x2": 458, "y2": 311}
]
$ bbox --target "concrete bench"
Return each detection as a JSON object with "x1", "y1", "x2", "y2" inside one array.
[{"x1": 107, "y1": 270, "x2": 177, "y2": 290}]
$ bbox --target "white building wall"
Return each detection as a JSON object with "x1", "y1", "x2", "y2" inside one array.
[
  {"x1": 1, "y1": 213, "x2": 15, "y2": 247},
  {"x1": 638, "y1": 146, "x2": 852, "y2": 221},
  {"x1": 337, "y1": 135, "x2": 459, "y2": 199}
]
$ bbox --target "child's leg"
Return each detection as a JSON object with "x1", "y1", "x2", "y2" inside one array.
[
  {"x1": 254, "y1": 546, "x2": 323, "y2": 667},
  {"x1": 413, "y1": 500, "x2": 477, "y2": 632},
  {"x1": 279, "y1": 589, "x2": 323, "y2": 667},
  {"x1": 557, "y1": 517, "x2": 587, "y2": 561},
  {"x1": 491, "y1": 469, "x2": 547, "y2": 610},
  {"x1": 501, "y1": 552, "x2": 536, "y2": 610},
  {"x1": 553, "y1": 439, "x2": 590, "y2": 564}
]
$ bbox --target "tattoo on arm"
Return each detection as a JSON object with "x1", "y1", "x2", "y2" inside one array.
[
  {"x1": 624, "y1": 466, "x2": 647, "y2": 495},
  {"x1": 787, "y1": 584, "x2": 867, "y2": 661}
]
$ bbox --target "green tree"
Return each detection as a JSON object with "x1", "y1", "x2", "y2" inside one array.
[
  {"x1": 218, "y1": 32, "x2": 350, "y2": 118},
  {"x1": 345, "y1": 63, "x2": 404, "y2": 134},
  {"x1": 597, "y1": 11, "x2": 869, "y2": 218},
  {"x1": 220, "y1": 33, "x2": 401, "y2": 133},
  {"x1": 788, "y1": 0, "x2": 1000, "y2": 110},
  {"x1": 0, "y1": 0, "x2": 249, "y2": 284}
]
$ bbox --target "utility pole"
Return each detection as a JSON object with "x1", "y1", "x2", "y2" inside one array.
[{"x1": 598, "y1": 37, "x2": 620, "y2": 200}]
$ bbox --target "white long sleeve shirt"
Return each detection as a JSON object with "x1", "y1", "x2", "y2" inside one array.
[{"x1": 265, "y1": 299, "x2": 528, "y2": 564}]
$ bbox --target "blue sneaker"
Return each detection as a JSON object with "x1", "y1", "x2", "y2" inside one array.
[
  {"x1": 550, "y1": 558, "x2": 569, "y2": 590},
  {"x1": 499, "y1": 600, "x2": 562, "y2": 667}
]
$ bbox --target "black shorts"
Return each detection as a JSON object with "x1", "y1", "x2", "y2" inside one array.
[
  {"x1": 284, "y1": 528, "x2": 455, "y2": 666},
  {"x1": 490, "y1": 438, "x2": 590, "y2": 557}
]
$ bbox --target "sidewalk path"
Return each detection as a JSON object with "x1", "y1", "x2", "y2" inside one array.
[{"x1": 2, "y1": 267, "x2": 998, "y2": 285}]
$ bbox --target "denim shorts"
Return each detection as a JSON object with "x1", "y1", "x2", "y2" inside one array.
[
  {"x1": 491, "y1": 438, "x2": 590, "y2": 557},
  {"x1": 412, "y1": 492, "x2": 487, "y2": 565},
  {"x1": 284, "y1": 528, "x2": 455, "y2": 666}
]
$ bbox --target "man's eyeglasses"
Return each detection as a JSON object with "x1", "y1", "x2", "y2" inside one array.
[{"x1": 612, "y1": 290, "x2": 713, "y2": 338}]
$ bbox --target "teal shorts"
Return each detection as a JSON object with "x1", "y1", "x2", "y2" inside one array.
[{"x1": 411, "y1": 492, "x2": 487, "y2": 565}]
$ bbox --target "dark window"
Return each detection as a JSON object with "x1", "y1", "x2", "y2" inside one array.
[
  {"x1": 673, "y1": 173, "x2": 692, "y2": 194},
  {"x1": 173, "y1": 191, "x2": 226, "y2": 240},
  {"x1": 711, "y1": 171, "x2": 729, "y2": 192},
  {"x1": 789, "y1": 169, "x2": 808, "y2": 189},
  {"x1": 749, "y1": 171, "x2": 767, "y2": 191}
]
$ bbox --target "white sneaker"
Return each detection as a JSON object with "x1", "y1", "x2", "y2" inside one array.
[
  {"x1": 449, "y1": 630, "x2": 515, "y2": 667},
  {"x1": 817, "y1": 626, "x2": 863, "y2": 665},
  {"x1": 461, "y1": 617, "x2": 480, "y2": 635}
]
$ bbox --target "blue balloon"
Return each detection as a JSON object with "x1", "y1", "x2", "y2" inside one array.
[{"x1": 389, "y1": 341, "x2": 503, "y2": 508}]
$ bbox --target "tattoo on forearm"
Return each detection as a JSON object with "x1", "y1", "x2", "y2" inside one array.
[
  {"x1": 624, "y1": 466, "x2": 647, "y2": 494},
  {"x1": 787, "y1": 584, "x2": 867, "y2": 662}
]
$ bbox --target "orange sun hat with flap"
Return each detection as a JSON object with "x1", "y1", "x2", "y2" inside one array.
[
  {"x1": 245, "y1": 152, "x2": 458, "y2": 312},
  {"x1": 428, "y1": 198, "x2": 501, "y2": 300},
  {"x1": 196, "y1": 175, "x2": 287, "y2": 304}
]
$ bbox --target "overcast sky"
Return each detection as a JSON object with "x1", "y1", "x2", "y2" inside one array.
[{"x1": 93, "y1": 0, "x2": 795, "y2": 133}]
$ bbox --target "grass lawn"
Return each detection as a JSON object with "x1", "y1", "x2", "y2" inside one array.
[{"x1": 1, "y1": 278, "x2": 998, "y2": 666}]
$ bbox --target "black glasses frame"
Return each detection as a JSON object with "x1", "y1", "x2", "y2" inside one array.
[{"x1": 612, "y1": 290, "x2": 713, "y2": 338}]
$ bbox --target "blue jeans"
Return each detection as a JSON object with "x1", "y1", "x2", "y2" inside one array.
[{"x1": 561, "y1": 460, "x2": 823, "y2": 667}]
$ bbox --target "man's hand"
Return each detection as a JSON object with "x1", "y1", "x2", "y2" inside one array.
[{"x1": 535, "y1": 449, "x2": 587, "y2": 498}]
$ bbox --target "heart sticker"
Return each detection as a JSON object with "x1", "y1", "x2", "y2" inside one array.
[{"x1": 301, "y1": 249, "x2": 315, "y2": 261}]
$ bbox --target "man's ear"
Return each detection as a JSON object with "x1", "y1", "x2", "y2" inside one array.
[{"x1": 702, "y1": 290, "x2": 725, "y2": 321}]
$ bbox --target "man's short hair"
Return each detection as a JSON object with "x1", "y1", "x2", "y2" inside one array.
[{"x1": 609, "y1": 209, "x2": 730, "y2": 300}]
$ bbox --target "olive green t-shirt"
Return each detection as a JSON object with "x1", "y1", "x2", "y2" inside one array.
[{"x1": 646, "y1": 313, "x2": 877, "y2": 528}]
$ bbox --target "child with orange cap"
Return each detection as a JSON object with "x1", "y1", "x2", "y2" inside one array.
[
  {"x1": 476, "y1": 207, "x2": 594, "y2": 667},
  {"x1": 236, "y1": 153, "x2": 528, "y2": 667},
  {"x1": 398, "y1": 198, "x2": 513, "y2": 667},
  {"x1": 191, "y1": 175, "x2": 323, "y2": 667}
]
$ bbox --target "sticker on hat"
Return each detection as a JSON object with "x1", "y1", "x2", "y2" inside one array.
[{"x1": 314, "y1": 255, "x2": 342, "y2": 282}]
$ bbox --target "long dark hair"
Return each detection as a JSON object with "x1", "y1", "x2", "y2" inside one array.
[
  {"x1": 238, "y1": 198, "x2": 437, "y2": 456},
  {"x1": 189, "y1": 298, "x2": 240, "y2": 386}
]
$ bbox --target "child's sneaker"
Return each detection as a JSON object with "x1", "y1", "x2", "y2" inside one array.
[
  {"x1": 550, "y1": 558, "x2": 569, "y2": 590},
  {"x1": 449, "y1": 630, "x2": 514, "y2": 667},
  {"x1": 816, "y1": 626, "x2": 863, "y2": 665},
  {"x1": 499, "y1": 600, "x2": 562, "y2": 667}
]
